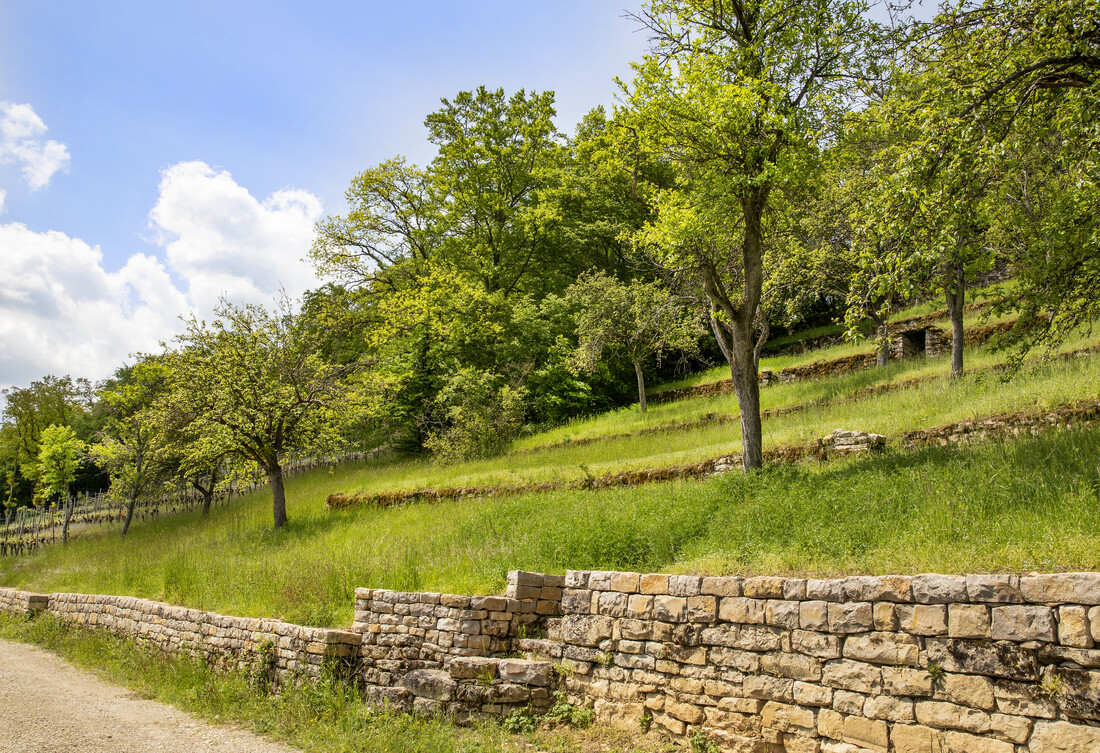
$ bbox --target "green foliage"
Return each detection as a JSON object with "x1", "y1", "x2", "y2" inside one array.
[
  {"x1": 423, "y1": 369, "x2": 528, "y2": 462},
  {"x1": 36, "y1": 424, "x2": 85, "y2": 504},
  {"x1": 502, "y1": 709, "x2": 536, "y2": 734}
]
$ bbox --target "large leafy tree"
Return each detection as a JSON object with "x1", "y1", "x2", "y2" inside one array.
[
  {"x1": 36, "y1": 424, "x2": 85, "y2": 544},
  {"x1": 165, "y1": 298, "x2": 357, "y2": 529},
  {"x1": 623, "y1": 0, "x2": 882, "y2": 469}
]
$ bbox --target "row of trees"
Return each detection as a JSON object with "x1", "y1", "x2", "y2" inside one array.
[{"x1": 3, "y1": 0, "x2": 1096, "y2": 529}]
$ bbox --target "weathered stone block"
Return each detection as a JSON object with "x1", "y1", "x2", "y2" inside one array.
[
  {"x1": 947, "y1": 604, "x2": 990, "y2": 639},
  {"x1": 1029, "y1": 720, "x2": 1100, "y2": 752},
  {"x1": 402, "y1": 669, "x2": 457, "y2": 702},
  {"x1": 560, "y1": 615, "x2": 614, "y2": 647},
  {"x1": 864, "y1": 693, "x2": 915, "y2": 722},
  {"x1": 1020, "y1": 572, "x2": 1100, "y2": 605},
  {"x1": 792, "y1": 629, "x2": 842, "y2": 659},
  {"x1": 743, "y1": 673, "x2": 794, "y2": 702},
  {"x1": 734, "y1": 625, "x2": 784, "y2": 652},
  {"x1": 990, "y1": 604, "x2": 1056, "y2": 642},
  {"x1": 800, "y1": 601, "x2": 830, "y2": 631},
  {"x1": 720, "y1": 597, "x2": 766, "y2": 625},
  {"x1": 827, "y1": 602, "x2": 873, "y2": 634},
  {"x1": 883, "y1": 666, "x2": 933, "y2": 697},
  {"x1": 1050, "y1": 665, "x2": 1100, "y2": 722},
  {"x1": 794, "y1": 680, "x2": 832, "y2": 706},
  {"x1": 564, "y1": 570, "x2": 590, "y2": 589},
  {"x1": 872, "y1": 602, "x2": 898, "y2": 632},
  {"x1": 911, "y1": 574, "x2": 968, "y2": 604},
  {"x1": 914, "y1": 700, "x2": 991, "y2": 733},
  {"x1": 934, "y1": 672, "x2": 995, "y2": 710},
  {"x1": 742, "y1": 576, "x2": 785, "y2": 599},
  {"x1": 783, "y1": 578, "x2": 807, "y2": 601},
  {"x1": 686, "y1": 595, "x2": 718, "y2": 623},
  {"x1": 832, "y1": 689, "x2": 865, "y2": 715},
  {"x1": 668, "y1": 575, "x2": 703, "y2": 597},
  {"x1": 761, "y1": 701, "x2": 815, "y2": 733},
  {"x1": 761, "y1": 652, "x2": 822, "y2": 681},
  {"x1": 701, "y1": 576, "x2": 742, "y2": 597},
  {"x1": 597, "y1": 591, "x2": 629, "y2": 618},
  {"x1": 890, "y1": 723, "x2": 935, "y2": 753},
  {"x1": 609, "y1": 572, "x2": 639, "y2": 593},
  {"x1": 653, "y1": 595, "x2": 688, "y2": 623},
  {"x1": 639, "y1": 573, "x2": 668, "y2": 595},
  {"x1": 765, "y1": 600, "x2": 800, "y2": 629},
  {"x1": 665, "y1": 698, "x2": 705, "y2": 724},
  {"x1": 965, "y1": 574, "x2": 1022, "y2": 604},
  {"x1": 843, "y1": 632, "x2": 920, "y2": 667},
  {"x1": 898, "y1": 604, "x2": 948, "y2": 636},
  {"x1": 821, "y1": 660, "x2": 881, "y2": 694},
  {"x1": 1058, "y1": 604, "x2": 1094, "y2": 648},
  {"x1": 989, "y1": 713, "x2": 1032, "y2": 744}
]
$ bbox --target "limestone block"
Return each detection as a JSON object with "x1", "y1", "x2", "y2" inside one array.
[
  {"x1": 597, "y1": 591, "x2": 629, "y2": 618},
  {"x1": 701, "y1": 576, "x2": 742, "y2": 597},
  {"x1": 639, "y1": 573, "x2": 668, "y2": 595},
  {"x1": 721, "y1": 597, "x2": 767, "y2": 624},
  {"x1": 1091, "y1": 606, "x2": 1100, "y2": 643},
  {"x1": 743, "y1": 673, "x2": 795, "y2": 702},
  {"x1": 882, "y1": 666, "x2": 933, "y2": 697},
  {"x1": 925, "y1": 638, "x2": 1040, "y2": 682},
  {"x1": 742, "y1": 576, "x2": 785, "y2": 599},
  {"x1": 947, "y1": 604, "x2": 990, "y2": 639},
  {"x1": 840, "y1": 714, "x2": 889, "y2": 752},
  {"x1": 586, "y1": 571, "x2": 616, "y2": 591},
  {"x1": 827, "y1": 602, "x2": 873, "y2": 634},
  {"x1": 560, "y1": 615, "x2": 614, "y2": 647},
  {"x1": 864, "y1": 693, "x2": 915, "y2": 722},
  {"x1": 935, "y1": 729, "x2": 1014, "y2": 753},
  {"x1": 806, "y1": 579, "x2": 843, "y2": 602},
  {"x1": 783, "y1": 578, "x2": 808, "y2": 601},
  {"x1": 1049, "y1": 665, "x2": 1100, "y2": 722},
  {"x1": 794, "y1": 680, "x2": 833, "y2": 706},
  {"x1": 564, "y1": 570, "x2": 590, "y2": 589},
  {"x1": 897, "y1": 604, "x2": 948, "y2": 636},
  {"x1": 710, "y1": 646, "x2": 762, "y2": 673},
  {"x1": 832, "y1": 689, "x2": 865, "y2": 715},
  {"x1": 1058, "y1": 605, "x2": 1094, "y2": 648},
  {"x1": 800, "y1": 601, "x2": 830, "y2": 631},
  {"x1": 761, "y1": 652, "x2": 823, "y2": 682},
  {"x1": 665, "y1": 698, "x2": 706, "y2": 724},
  {"x1": 914, "y1": 700, "x2": 991, "y2": 734},
  {"x1": 889, "y1": 724, "x2": 935, "y2": 753},
  {"x1": 686, "y1": 595, "x2": 718, "y2": 623},
  {"x1": 609, "y1": 572, "x2": 640, "y2": 593},
  {"x1": 837, "y1": 575, "x2": 912, "y2": 603},
  {"x1": 989, "y1": 713, "x2": 1032, "y2": 744},
  {"x1": 792, "y1": 629, "x2": 842, "y2": 660},
  {"x1": 934, "y1": 673, "x2": 995, "y2": 710},
  {"x1": 498, "y1": 659, "x2": 551, "y2": 686},
  {"x1": 842, "y1": 632, "x2": 920, "y2": 667},
  {"x1": 626, "y1": 595, "x2": 653, "y2": 620},
  {"x1": 821, "y1": 660, "x2": 882, "y2": 694},
  {"x1": 765, "y1": 600, "x2": 801, "y2": 629},
  {"x1": 1020, "y1": 572, "x2": 1100, "y2": 605},
  {"x1": 872, "y1": 603, "x2": 898, "y2": 632},
  {"x1": 990, "y1": 605, "x2": 1056, "y2": 642},
  {"x1": 734, "y1": 625, "x2": 784, "y2": 652},
  {"x1": 402, "y1": 669, "x2": 457, "y2": 702},
  {"x1": 1028, "y1": 720, "x2": 1100, "y2": 752},
  {"x1": 761, "y1": 701, "x2": 815, "y2": 733},
  {"x1": 911, "y1": 574, "x2": 968, "y2": 604},
  {"x1": 653, "y1": 595, "x2": 688, "y2": 623},
  {"x1": 668, "y1": 575, "x2": 703, "y2": 597}
]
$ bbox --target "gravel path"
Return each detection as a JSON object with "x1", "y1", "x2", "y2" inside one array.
[{"x1": 0, "y1": 638, "x2": 297, "y2": 753}]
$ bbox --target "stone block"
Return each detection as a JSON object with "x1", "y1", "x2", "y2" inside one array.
[
  {"x1": 668, "y1": 575, "x2": 703, "y2": 597},
  {"x1": 897, "y1": 604, "x2": 948, "y2": 636},
  {"x1": 498, "y1": 659, "x2": 551, "y2": 686},
  {"x1": 761, "y1": 652, "x2": 822, "y2": 682},
  {"x1": 992, "y1": 678, "x2": 1057, "y2": 718},
  {"x1": 821, "y1": 660, "x2": 881, "y2": 694},
  {"x1": 890, "y1": 724, "x2": 935, "y2": 753},
  {"x1": 925, "y1": 637, "x2": 1040, "y2": 681},
  {"x1": 701, "y1": 576, "x2": 742, "y2": 597},
  {"x1": 883, "y1": 666, "x2": 933, "y2": 697},
  {"x1": 936, "y1": 729, "x2": 1013, "y2": 753},
  {"x1": 664, "y1": 698, "x2": 705, "y2": 724},
  {"x1": 1020, "y1": 572, "x2": 1100, "y2": 605},
  {"x1": 564, "y1": 570, "x2": 590, "y2": 589},
  {"x1": 841, "y1": 714, "x2": 889, "y2": 752},
  {"x1": 911, "y1": 574, "x2": 968, "y2": 604},
  {"x1": 761, "y1": 701, "x2": 815, "y2": 733},
  {"x1": 720, "y1": 597, "x2": 766, "y2": 625},
  {"x1": 783, "y1": 578, "x2": 807, "y2": 600},
  {"x1": 872, "y1": 603, "x2": 898, "y2": 632},
  {"x1": 827, "y1": 602, "x2": 873, "y2": 633},
  {"x1": 765, "y1": 600, "x2": 801, "y2": 629},
  {"x1": 806, "y1": 579, "x2": 842, "y2": 602},
  {"x1": 1029, "y1": 720, "x2": 1100, "y2": 752},
  {"x1": 832, "y1": 689, "x2": 865, "y2": 715},
  {"x1": 792, "y1": 630, "x2": 842, "y2": 659},
  {"x1": 989, "y1": 713, "x2": 1032, "y2": 744},
  {"x1": 843, "y1": 632, "x2": 920, "y2": 667},
  {"x1": 402, "y1": 669, "x2": 457, "y2": 702},
  {"x1": 1091, "y1": 606, "x2": 1100, "y2": 643},
  {"x1": 1058, "y1": 605, "x2": 1094, "y2": 648},
  {"x1": 742, "y1": 576, "x2": 785, "y2": 599},
  {"x1": 624, "y1": 594, "x2": 653, "y2": 621},
  {"x1": 609, "y1": 572, "x2": 639, "y2": 593},
  {"x1": 948, "y1": 604, "x2": 990, "y2": 639},
  {"x1": 560, "y1": 615, "x2": 614, "y2": 647},
  {"x1": 864, "y1": 693, "x2": 915, "y2": 722},
  {"x1": 794, "y1": 681, "x2": 832, "y2": 706},
  {"x1": 597, "y1": 591, "x2": 629, "y2": 618},
  {"x1": 687, "y1": 595, "x2": 718, "y2": 623},
  {"x1": 743, "y1": 673, "x2": 794, "y2": 702},
  {"x1": 935, "y1": 673, "x2": 995, "y2": 710},
  {"x1": 734, "y1": 625, "x2": 784, "y2": 652},
  {"x1": 990, "y1": 605, "x2": 1056, "y2": 642},
  {"x1": 639, "y1": 573, "x2": 668, "y2": 595},
  {"x1": 965, "y1": 574, "x2": 1022, "y2": 604},
  {"x1": 914, "y1": 700, "x2": 991, "y2": 734},
  {"x1": 800, "y1": 601, "x2": 829, "y2": 630},
  {"x1": 653, "y1": 595, "x2": 688, "y2": 623},
  {"x1": 1050, "y1": 665, "x2": 1100, "y2": 722}
]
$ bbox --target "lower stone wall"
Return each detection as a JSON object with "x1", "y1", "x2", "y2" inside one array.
[{"x1": 4, "y1": 569, "x2": 1100, "y2": 751}]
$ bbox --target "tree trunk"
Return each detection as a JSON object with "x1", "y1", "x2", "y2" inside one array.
[
  {"x1": 61, "y1": 492, "x2": 74, "y2": 545},
  {"x1": 870, "y1": 314, "x2": 890, "y2": 368},
  {"x1": 946, "y1": 263, "x2": 966, "y2": 379},
  {"x1": 633, "y1": 357, "x2": 648, "y2": 414},
  {"x1": 120, "y1": 489, "x2": 139, "y2": 538},
  {"x1": 270, "y1": 459, "x2": 288, "y2": 529}
]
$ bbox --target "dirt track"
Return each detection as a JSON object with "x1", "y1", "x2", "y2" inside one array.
[{"x1": 0, "y1": 638, "x2": 296, "y2": 752}]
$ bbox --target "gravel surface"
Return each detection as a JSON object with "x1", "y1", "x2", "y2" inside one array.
[{"x1": 0, "y1": 638, "x2": 297, "y2": 753}]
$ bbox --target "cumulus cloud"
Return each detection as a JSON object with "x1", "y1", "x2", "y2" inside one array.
[
  {"x1": 0, "y1": 102, "x2": 70, "y2": 190},
  {"x1": 0, "y1": 161, "x2": 324, "y2": 391},
  {"x1": 150, "y1": 161, "x2": 324, "y2": 313}
]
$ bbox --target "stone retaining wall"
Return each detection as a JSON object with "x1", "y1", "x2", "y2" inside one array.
[{"x1": 4, "y1": 569, "x2": 1100, "y2": 751}]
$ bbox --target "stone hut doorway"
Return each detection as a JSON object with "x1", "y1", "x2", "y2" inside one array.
[{"x1": 900, "y1": 329, "x2": 928, "y2": 358}]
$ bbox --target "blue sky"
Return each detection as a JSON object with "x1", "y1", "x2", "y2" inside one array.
[{"x1": 0, "y1": 1, "x2": 648, "y2": 391}]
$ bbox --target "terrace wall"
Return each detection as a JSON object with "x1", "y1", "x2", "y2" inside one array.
[{"x1": 4, "y1": 569, "x2": 1100, "y2": 751}]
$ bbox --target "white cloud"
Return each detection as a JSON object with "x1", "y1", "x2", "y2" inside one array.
[
  {"x1": 0, "y1": 161, "x2": 324, "y2": 391},
  {"x1": 0, "y1": 188, "x2": 5, "y2": 214},
  {"x1": 150, "y1": 161, "x2": 324, "y2": 313},
  {"x1": 0, "y1": 102, "x2": 70, "y2": 190}
]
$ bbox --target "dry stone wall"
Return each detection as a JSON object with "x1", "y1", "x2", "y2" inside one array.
[{"x1": 4, "y1": 569, "x2": 1100, "y2": 751}]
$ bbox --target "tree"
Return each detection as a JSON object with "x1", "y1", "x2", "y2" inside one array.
[
  {"x1": 622, "y1": 0, "x2": 882, "y2": 469},
  {"x1": 165, "y1": 298, "x2": 357, "y2": 529},
  {"x1": 90, "y1": 359, "x2": 175, "y2": 537},
  {"x1": 567, "y1": 272, "x2": 700, "y2": 413},
  {"x1": 36, "y1": 424, "x2": 85, "y2": 544}
]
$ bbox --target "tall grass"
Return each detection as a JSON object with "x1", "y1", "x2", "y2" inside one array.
[{"x1": 3, "y1": 427, "x2": 1098, "y2": 627}]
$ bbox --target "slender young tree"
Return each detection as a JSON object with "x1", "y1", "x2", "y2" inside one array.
[{"x1": 36, "y1": 424, "x2": 85, "y2": 544}]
